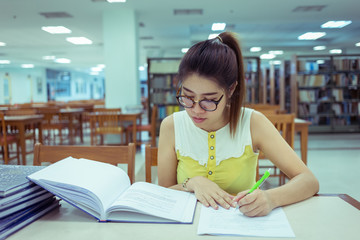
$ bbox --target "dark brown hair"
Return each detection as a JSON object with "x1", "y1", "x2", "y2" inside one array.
[{"x1": 177, "y1": 32, "x2": 245, "y2": 136}]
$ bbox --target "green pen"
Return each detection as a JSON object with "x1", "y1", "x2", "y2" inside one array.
[
  {"x1": 248, "y1": 168, "x2": 271, "y2": 194},
  {"x1": 234, "y1": 168, "x2": 271, "y2": 211}
]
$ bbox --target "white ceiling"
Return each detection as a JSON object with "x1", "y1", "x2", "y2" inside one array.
[{"x1": 1, "y1": 0, "x2": 360, "y2": 74}]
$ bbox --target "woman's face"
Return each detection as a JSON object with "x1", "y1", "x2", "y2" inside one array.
[{"x1": 181, "y1": 73, "x2": 229, "y2": 132}]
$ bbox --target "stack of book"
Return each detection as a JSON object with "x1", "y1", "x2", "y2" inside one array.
[{"x1": 0, "y1": 165, "x2": 60, "y2": 239}]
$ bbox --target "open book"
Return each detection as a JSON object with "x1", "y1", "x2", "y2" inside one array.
[{"x1": 27, "y1": 157, "x2": 197, "y2": 223}]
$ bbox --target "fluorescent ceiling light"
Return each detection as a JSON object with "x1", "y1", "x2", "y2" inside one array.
[
  {"x1": 329, "y1": 49, "x2": 342, "y2": 54},
  {"x1": 42, "y1": 55, "x2": 56, "y2": 60},
  {"x1": 0, "y1": 42, "x2": 6, "y2": 46},
  {"x1": 41, "y1": 26, "x2": 71, "y2": 34},
  {"x1": 91, "y1": 67, "x2": 103, "y2": 72},
  {"x1": 269, "y1": 50, "x2": 284, "y2": 55},
  {"x1": 356, "y1": 42, "x2": 360, "y2": 47},
  {"x1": 181, "y1": 48, "x2": 189, "y2": 53},
  {"x1": 250, "y1": 47, "x2": 261, "y2": 52},
  {"x1": 208, "y1": 34, "x2": 218, "y2": 40},
  {"x1": 21, "y1": 64, "x2": 34, "y2": 68},
  {"x1": 316, "y1": 60, "x2": 325, "y2": 64},
  {"x1": 97, "y1": 64, "x2": 106, "y2": 68},
  {"x1": 260, "y1": 53, "x2": 276, "y2": 60},
  {"x1": 54, "y1": 58, "x2": 71, "y2": 63},
  {"x1": 321, "y1": 21, "x2": 352, "y2": 28},
  {"x1": 269, "y1": 60, "x2": 282, "y2": 65},
  {"x1": 107, "y1": 0, "x2": 126, "y2": 2},
  {"x1": 0, "y1": 60, "x2": 10, "y2": 64},
  {"x1": 211, "y1": 23, "x2": 226, "y2": 31},
  {"x1": 66, "y1": 37, "x2": 93, "y2": 45},
  {"x1": 298, "y1": 32, "x2": 326, "y2": 40},
  {"x1": 313, "y1": 46, "x2": 326, "y2": 51}
]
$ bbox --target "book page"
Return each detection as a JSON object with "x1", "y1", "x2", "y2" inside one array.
[
  {"x1": 28, "y1": 157, "x2": 131, "y2": 217},
  {"x1": 107, "y1": 182, "x2": 197, "y2": 223},
  {"x1": 197, "y1": 205, "x2": 295, "y2": 238}
]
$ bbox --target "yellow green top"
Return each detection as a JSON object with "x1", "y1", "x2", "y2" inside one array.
[{"x1": 174, "y1": 108, "x2": 258, "y2": 195}]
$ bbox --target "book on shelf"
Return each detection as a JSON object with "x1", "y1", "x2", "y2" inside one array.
[{"x1": 27, "y1": 157, "x2": 197, "y2": 223}]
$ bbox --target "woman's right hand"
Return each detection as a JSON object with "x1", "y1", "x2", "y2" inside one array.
[{"x1": 186, "y1": 176, "x2": 235, "y2": 210}]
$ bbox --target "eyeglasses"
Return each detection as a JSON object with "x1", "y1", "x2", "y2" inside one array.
[{"x1": 176, "y1": 88, "x2": 224, "y2": 112}]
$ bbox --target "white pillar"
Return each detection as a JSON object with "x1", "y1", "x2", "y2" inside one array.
[{"x1": 103, "y1": 8, "x2": 140, "y2": 109}]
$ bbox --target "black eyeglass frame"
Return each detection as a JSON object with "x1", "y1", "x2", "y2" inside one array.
[{"x1": 176, "y1": 88, "x2": 224, "y2": 112}]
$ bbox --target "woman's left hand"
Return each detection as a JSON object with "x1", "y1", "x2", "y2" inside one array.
[{"x1": 232, "y1": 189, "x2": 275, "y2": 217}]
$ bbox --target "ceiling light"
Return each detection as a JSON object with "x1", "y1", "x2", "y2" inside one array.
[
  {"x1": 91, "y1": 67, "x2": 103, "y2": 72},
  {"x1": 313, "y1": 46, "x2": 326, "y2": 51},
  {"x1": 21, "y1": 64, "x2": 34, "y2": 68},
  {"x1": 298, "y1": 32, "x2": 326, "y2": 40},
  {"x1": 97, "y1": 64, "x2": 106, "y2": 68},
  {"x1": 250, "y1": 47, "x2": 261, "y2": 52},
  {"x1": 356, "y1": 42, "x2": 360, "y2": 47},
  {"x1": 181, "y1": 48, "x2": 189, "y2": 53},
  {"x1": 316, "y1": 60, "x2": 325, "y2": 64},
  {"x1": 321, "y1": 21, "x2": 352, "y2": 28},
  {"x1": 0, "y1": 60, "x2": 10, "y2": 64},
  {"x1": 41, "y1": 26, "x2": 71, "y2": 34},
  {"x1": 329, "y1": 49, "x2": 342, "y2": 54},
  {"x1": 269, "y1": 50, "x2": 284, "y2": 55},
  {"x1": 0, "y1": 42, "x2": 6, "y2": 46},
  {"x1": 107, "y1": 0, "x2": 126, "y2": 2},
  {"x1": 208, "y1": 34, "x2": 218, "y2": 40},
  {"x1": 260, "y1": 53, "x2": 276, "y2": 60},
  {"x1": 269, "y1": 60, "x2": 282, "y2": 65},
  {"x1": 42, "y1": 55, "x2": 56, "y2": 60},
  {"x1": 54, "y1": 58, "x2": 71, "y2": 63},
  {"x1": 66, "y1": 37, "x2": 93, "y2": 45},
  {"x1": 211, "y1": 23, "x2": 226, "y2": 31}
]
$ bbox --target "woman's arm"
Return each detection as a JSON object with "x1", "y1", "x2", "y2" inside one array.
[
  {"x1": 157, "y1": 114, "x2": 234, "y2": 209},
  {"x1": 234, "y1": 111, "x2": 319, "y2": 216}
]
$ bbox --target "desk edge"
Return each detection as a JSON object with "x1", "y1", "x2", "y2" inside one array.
[{"x1": 316, "y1": 194, "x2": 360, "y2": 210}]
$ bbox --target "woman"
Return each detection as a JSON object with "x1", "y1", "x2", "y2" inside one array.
[{"x1": 157, "y1": 32, "x2": 319, "y2": 217}]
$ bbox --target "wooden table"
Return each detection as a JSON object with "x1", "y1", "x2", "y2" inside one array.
[
  {"x1": 8, "y1": 194, "x2": 360, "y2": 240},
  {"x1": 4, "y1": 115, "x2": 43, "y2": 165},
  {"x1": 89, "y1": 112, "x2": 142, "y2": 146},
  {"x1": 59, "y1": 108, "x2": 84, "y2": 145},
  {"x1": 295, "y1": 118, "x2": 312, "y2": 165}
]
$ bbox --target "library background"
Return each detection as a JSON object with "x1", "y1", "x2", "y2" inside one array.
[{"x1": 1, "y1": 1, "x2": 360, "y2": 239}]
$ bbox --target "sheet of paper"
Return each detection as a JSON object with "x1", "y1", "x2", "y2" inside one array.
[{"x1": 197, "y1": 205, "x2": 295, "y2": 238}]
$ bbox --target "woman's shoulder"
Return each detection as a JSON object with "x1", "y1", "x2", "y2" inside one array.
[{"x1": 160, "y1": 114, "x2": 174, "y2": 131}]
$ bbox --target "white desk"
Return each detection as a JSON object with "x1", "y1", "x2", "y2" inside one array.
[{"x1": 8, "y1": 195, "x2": 360, "y2": 240}]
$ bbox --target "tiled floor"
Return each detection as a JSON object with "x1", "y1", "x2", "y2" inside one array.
[{"x1": 5, "y1": 130, "x2": 360, "y2": 202}]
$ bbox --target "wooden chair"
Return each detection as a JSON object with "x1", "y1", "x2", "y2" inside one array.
[
  {"x1": 5, "y1": 109, "x2": 37, "y2": 154},
  {"x1": 0, "y1": 112, "x2": 20, "y2": 164},
  {"x1": 127, "y1": 105, "x2": 158, "y2": 147},
  {"x1": 258, "y1": 113, "x2": 295, "y2": 185},
  {"x1": 37, "y1": 107, "x2": 68, "y2": 145},
  {"x1": 145, "y1": 144, "x2": 158, "y2": 183},
  {"x1": 90, "y1": 108, "x2": 125, "y2": 145},
  {"x1": 33, "y1": 142, "x2": 136, "y2": 183}
]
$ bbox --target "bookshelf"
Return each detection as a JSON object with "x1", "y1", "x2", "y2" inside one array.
[
  {"x1": 292, "y1": 54, "x2": 360, "y2": 133},
  {"x1": 260, "y1": 60, "x2": 291, "y2": 112},
  {"x1": 244, "y1": 57, "x2": 261, "y2": 104},
  {"x1": 147, "y1": 58, "x2": 182, "y2": 132}
]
